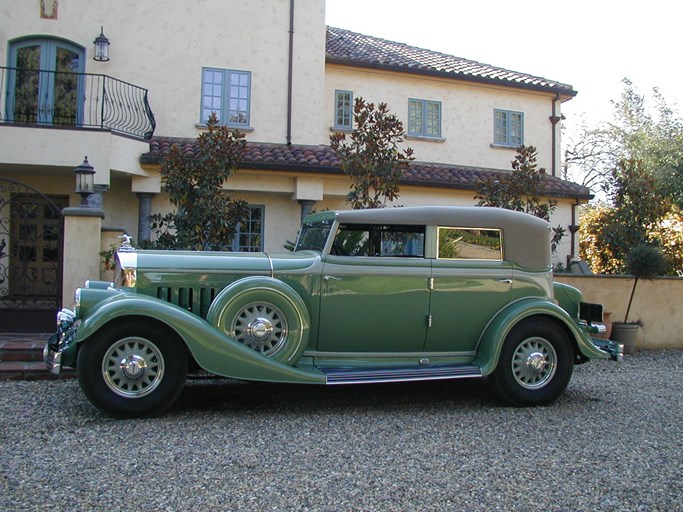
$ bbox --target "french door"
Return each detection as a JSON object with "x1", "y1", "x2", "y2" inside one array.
[{"x1": 7, "y1": 38, "x2": 85, "y2": 125}]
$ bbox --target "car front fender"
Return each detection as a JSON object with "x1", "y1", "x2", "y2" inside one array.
[
  {"x1": 74, "y1": 293, "x2": 325, "y2": 384},
  {"x1": 474, "y1": 298, "x2": 610, "y2": 375}
]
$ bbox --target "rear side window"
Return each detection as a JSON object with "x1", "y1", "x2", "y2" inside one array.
[
  {"x1": 437, "y1": 227, "x2": 502, "y2": 260},
  {"x1": 332, "y1": 224, "x2": 425, "y2": 257}
]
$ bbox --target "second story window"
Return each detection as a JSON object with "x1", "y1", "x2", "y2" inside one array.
[
  {"x1": 494, "y1": 109, "x2": 524, "y2": 147},
  {"x1": 334, "y1": 90, "x2": 353, "y2": 130},
  {"x1": 408, "y1": 99, "x2": 441, "y2": 138},
  {"x1": 201, "y1": 68, "x2": 251, "y2": 127}
]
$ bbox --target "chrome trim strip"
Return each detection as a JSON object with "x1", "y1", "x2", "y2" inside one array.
[
  {"x1": 264, "y1": 252, "x2": 274, "y2": 278},
  {"x1": 323, "y1": 364, "x2": 483, "y2": 385},
  {"x1": 304, "y1": 350, "x2": 476, "y2": 358}
]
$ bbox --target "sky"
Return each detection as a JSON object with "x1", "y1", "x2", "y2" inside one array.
[{"x1": 325, "y1": 0, "x2": 682, "y2": 135}]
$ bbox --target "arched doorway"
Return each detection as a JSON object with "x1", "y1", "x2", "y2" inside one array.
[{"x1": 0, "y1": 178, "x2": 66, "y2": 331}]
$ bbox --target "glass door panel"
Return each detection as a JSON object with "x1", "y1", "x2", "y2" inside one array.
[{"x1": 8, "y1": 39, "x2": 84, "y2": 125}]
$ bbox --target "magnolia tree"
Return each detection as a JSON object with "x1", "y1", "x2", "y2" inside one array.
[
  {"x1": 147, "y1": 113, "x2": 248, "y2": 250},
  {"x1": 330, "y1": 98, "x2": 414, "y2": 209},
  {"x1": 475, "y1": 145, "x2": 565, "y2": 253}
]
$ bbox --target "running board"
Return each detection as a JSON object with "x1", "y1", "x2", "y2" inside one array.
[{"x1": 322, "y1": 364, "x2": 482, "y2": 385}]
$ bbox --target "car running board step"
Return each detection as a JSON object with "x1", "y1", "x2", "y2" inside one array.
[{"x1": 322, "y1": 364, "x2": 482, "y2": 385}]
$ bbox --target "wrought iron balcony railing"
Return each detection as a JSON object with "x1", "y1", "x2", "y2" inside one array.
[{"x1": 0, "y1": 66, "x2": 156, "y2": 140}]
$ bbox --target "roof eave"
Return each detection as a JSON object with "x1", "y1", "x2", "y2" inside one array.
[{"x1": 325, "y1": 57, "x2": 577, "y2": 98}]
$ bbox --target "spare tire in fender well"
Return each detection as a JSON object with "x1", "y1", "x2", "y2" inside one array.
[{"x1": 206, "y1": 276, "x2": 311, "y2": 365}]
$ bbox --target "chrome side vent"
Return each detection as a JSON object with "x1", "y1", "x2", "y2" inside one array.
[{"x1": 156, "y1": 286, "x2": 216, "y2": 318}]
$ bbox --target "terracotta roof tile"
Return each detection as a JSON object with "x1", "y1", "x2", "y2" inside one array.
[
  {"x1": 325, "y1": 27, "x2": 576, "y2": 96},
  {"x1": 143, "y1": 138, "x2": 590, "y2": 199}
]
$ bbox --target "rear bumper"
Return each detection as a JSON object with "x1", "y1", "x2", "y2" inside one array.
[{"x1": 591, "y1": 337, "x2": 624, "y2": 362}]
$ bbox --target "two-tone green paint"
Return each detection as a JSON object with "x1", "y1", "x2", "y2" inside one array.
[
  {"x1": 53, "y1": 207, "x2": 617, "y2": 398},
  {"x1": 71, "y1": 286, "x2": 325, "y2": 384}
]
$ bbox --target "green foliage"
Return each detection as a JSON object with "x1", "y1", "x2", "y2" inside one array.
[
  {"x1": 330, "y1": 97, "x2": 414, "y2": 209},
  {"x1": 475, "y1": 145, "x2": 565, "y2": 252},
  {"x1": 147, "y1": 113, "x2": 248, "y2": 251},
  {"x1": 646, "y1": 209, "x2": 683, "y2": 276},
  {"x1": 622, "y1": 244, "x2": 667, "y2": 323},
  {"x1": 625, "y1": 244, "x2": 666, "y2": 280},
  {"x1": 564, "y1": 79, "x2": 683, "y2": 206},
  {"x1": 579, "y1": 158, "x2": 683, "y2": 275}
]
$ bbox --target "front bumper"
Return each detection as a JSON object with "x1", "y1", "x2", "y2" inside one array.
[{"x1": 44, "y1": 309, "x2": 79, "y2": 376}]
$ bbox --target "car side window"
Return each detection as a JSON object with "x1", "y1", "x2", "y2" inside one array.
[
  {"x1": 333, "y1": 224, "x2": 425, "y2": 257},
  {"x1": 437, "y1": 227, "x2": 503, "y2": 260}
]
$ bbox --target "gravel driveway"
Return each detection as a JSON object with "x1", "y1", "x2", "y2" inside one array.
[{"x1": 1, "y1": 350, "x2": 681, "y2": 512}]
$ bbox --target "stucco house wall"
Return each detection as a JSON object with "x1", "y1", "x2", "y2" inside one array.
[
  {"x1": 325, "y1": 65, "x2": 562, "y2": 172},
  {"x1": 1, "y1": 0, "x2": 590, "y2": 321}
]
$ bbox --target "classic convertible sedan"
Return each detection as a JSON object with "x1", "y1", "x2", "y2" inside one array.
[{"x1": 45, "y1": 206, "x2": 622, "y2": 417}]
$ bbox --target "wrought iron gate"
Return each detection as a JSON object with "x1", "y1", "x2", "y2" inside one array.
[{"x1": 0, "y1": 178, "x2": 66, "y2": 331}]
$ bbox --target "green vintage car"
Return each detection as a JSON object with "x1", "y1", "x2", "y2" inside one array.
[{"x1": 45, "y1": 206, "x2": 622, "y2": 417}]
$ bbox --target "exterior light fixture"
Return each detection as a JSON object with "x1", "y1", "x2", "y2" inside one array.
[
  {"x1": 74, "y1": 156, "x2": 96, "y2": 206},
  {"x1": 93, "y1": 26, "x2": 110, "y2": 62}
]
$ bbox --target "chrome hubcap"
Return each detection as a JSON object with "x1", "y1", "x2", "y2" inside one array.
[
  {"x1": 232, "y1": 302, "x2": 288, "y2": 356},
  {"x1": 247, "y1": 318, "x2": 273, "y2": 341},
  {"x1": 102, "y1": 337, "x2": 164, "y2": 398},
  {"x1": 511, "y1": 337, "x2": 557, "y2": 389},
  {"x1": 120, "y1": 355, "x2": 147, "y2": 379}
]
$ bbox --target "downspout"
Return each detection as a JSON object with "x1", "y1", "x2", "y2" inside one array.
[
  {"x1": 549, "y1": 93, "x2": 563, "y2": 178},
  {"x1": 568, "y1": 200, "x2": 580, "y2": 268},
  {"x1": 286, "y1": 0, "x2": 295, "y2": 145}
]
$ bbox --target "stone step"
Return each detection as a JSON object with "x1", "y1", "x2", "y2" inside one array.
[{"x1": 0, "y1": 333, "x2": 74, "y2": 380}]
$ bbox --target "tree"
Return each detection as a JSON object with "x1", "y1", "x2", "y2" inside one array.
[
  {"x1": 579, "y1": 158, "x2": 682, "y2": 275},
  {"x1": 475, "y1": 145, "x2": 565, "y2": 252},
  {"x1": 330, "y1": 97, "x2": 414, "y2": 209},
  {"x1": 147, "y1": 112, "x2": 248, "y2": 250},
  {"x1": 564, "y1": 79, "x2": 683, "y2": 206}
]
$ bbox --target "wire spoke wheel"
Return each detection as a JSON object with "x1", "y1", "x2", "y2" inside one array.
[
  {"x1": 231, "y1": 302, "x2": 288, "y2": 356},
  {"x1": 511, "y1": 336, "x2": 557, "y2": 389},
  {"x1": 102, "y1": 336, "x2": 165, "y2": 398}
]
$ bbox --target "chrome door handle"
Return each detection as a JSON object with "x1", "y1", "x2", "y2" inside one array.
[
  {"x1": 497, "y1": 279, "x2": 513, "y2": 284},
  {"x1": 323, "y1": 275, "x2": 342, "y2": 281}
]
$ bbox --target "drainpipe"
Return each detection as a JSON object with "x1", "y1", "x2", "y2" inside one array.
[
  {"x1": 286, "y1": 0, "x2": 295, "y2": 145},
  {"x1": 549, "y1": 94, "x2": 563, "y2": 178},
  {"x1": 568, "y1": 200, "x2": 580, "y2": 268}
]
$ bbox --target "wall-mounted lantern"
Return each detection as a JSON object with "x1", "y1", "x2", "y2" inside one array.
[
  {"x1": 93, "y1": 27, "x2": 110, "y2": 62},
  {"x1": 74, "y1": 156, "x2": 96, "y2": 206}
]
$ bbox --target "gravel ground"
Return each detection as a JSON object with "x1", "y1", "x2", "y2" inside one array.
[{"x1": 1, "y1": 350, "x2": 681, "y2": 512}]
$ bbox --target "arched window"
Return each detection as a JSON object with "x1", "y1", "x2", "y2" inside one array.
[{"x1": 7, "y1": 37, "x2": 85, "y2": 126}]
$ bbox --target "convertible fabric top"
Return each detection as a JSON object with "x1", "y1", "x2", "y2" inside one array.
[{"x1": 306, "y1": 206, "x2": 552, "y2": 270}]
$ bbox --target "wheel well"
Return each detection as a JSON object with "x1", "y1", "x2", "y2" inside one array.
[{"x1": 80, "y1": 315, "x2": 198, "y2": 369}]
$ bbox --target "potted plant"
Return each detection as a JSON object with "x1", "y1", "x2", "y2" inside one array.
[{"x1": 611, "y1": 244, "x2": 666, "y2": 353}]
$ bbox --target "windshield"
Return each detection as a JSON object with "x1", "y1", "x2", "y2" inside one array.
[{"x1": 295, "y1": 220, "x2": 334, "y2": 252}]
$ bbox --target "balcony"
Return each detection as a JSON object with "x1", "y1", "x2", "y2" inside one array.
[{"x1": 0, "y1": 66, "x2": 156, "y2": 140}]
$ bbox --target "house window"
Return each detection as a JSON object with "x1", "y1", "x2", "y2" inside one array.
[
  {"x1": 201, "y1": 68, "x2": 251, "y2": 127},
  {"x1": 408, "y1": 99, "x2": 441, "y2": 138},
  {"x1": 334, "y1": 90, "x2": 353, "y2": 129},
  {"x1": 494, "y1": 110, "x2": 524, "y2": 147},
  {"x1": 232, "y1": 205, "x2": 264, "y2": 252}
]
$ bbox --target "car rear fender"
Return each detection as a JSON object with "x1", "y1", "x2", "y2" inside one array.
[
  {"x1": 74, "y1": 294, "x2": 325, "y2": 384},
  {"x1": 474, "y1": 298, "x2": 609, "y2": 375}
]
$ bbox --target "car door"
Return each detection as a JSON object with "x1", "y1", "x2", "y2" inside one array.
[
  {"x1": 424, "y1": 227, "x2": 513, "y2": 354},
  {"x1": 316, "y1": 223, "x2": 430, "y2": 354}
]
